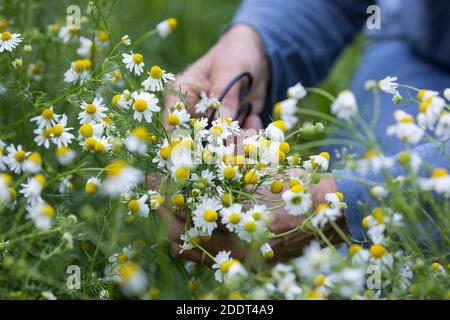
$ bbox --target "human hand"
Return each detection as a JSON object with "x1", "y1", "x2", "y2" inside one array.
[
  {"x1": 164, "y1": 24, "x2": 270, "y2": 129},
  {"x1": 158, "y1": 175, "x2": 347, "y2": 265}
]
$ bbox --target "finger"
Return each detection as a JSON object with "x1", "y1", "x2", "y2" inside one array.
[{"x1": 209, "y1": 71, "x2": 242, "y2": 120}]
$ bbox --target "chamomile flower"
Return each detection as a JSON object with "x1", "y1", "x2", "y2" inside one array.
[
  {"x1": 417, "y1": 94, "x2": 445, "y2": 130},
  {"x1": 387, "y1": 110, "x2": 424, "y2": 144},
  {"x1": 419, "y1": 168, "x2": 450, "y2": 197},
  {"x1": 121, "y1": 35, "x2": 131, "y2": 46},
  {"x1": 435, "y1": 112, "x2": 450, "y2": 140},
  {"x1": 282, "y1": 184, "x2": 312, "y2": 216},
  {"x1": 113, "y1": 89, "x2": 132, "y2": 109},
  {"x1": 6, "y1": 144, "x2": 30, "y2": 174},
  {"x1": 167, "y1": 108, "x2": 190, "y2": 127},
  {"x1": 78, "y1": 97, "x2": 108, "y2": 124},
  {"x1": 20, "y1": 174, "x2": 45, "y2": 205},
  {"x1": 356, "y1": 150, "x2": 394, "y2": 175},
  {"x1": 102, "y1": 160, "x2": 143, "y2": 196},
  {"x1": 218, "y1": 163, "x2": 242, "y2": 182},
  {"x1": 370, "y1": 186, "x2": 389, "y2": 200},
  {"x1": 248, "y1": 205, "x2": 270, "y2": 223},
  {"x1": 50, "y1": 115, "x2": 74, "y2": 147},
  {"x1": 331, "y1": 90, "x2": 358, "y2": 120},
  {"x1": 220, "y1": 203, "x2": 243, "y2": 232},
  {"x1": 141, "y1": 66, "x2": 175, "y2": 92},
  {"x1": 156, "y1": 18, "x2": 178, "y2": 38},
  {"x1": 179, "y1": 227, "x2": 209, "y2": 252},
  {"x1": 24, "y1": 152, "x2": 43, "y2": 173},
  {"x1": 208, "y1": 118, "x2": 240, "y2": 143},
  {"x1": 265, "y1": 121, "x2": 287, "y2": 142},
  {"x1": 41, "y1": 291, "x2": 57, "y2": 300},
  {"x1": 194, "y1": 91, "x2": 220, "y2": 114},
  {"x1": 310, "y1": 152, "x2": 330, "y2": 171},
  {"x1": 287, "y1": 82, "x2": 307, "y2": 100},
  {"x1": 127, "y1": 195, "x2": 150, "y2": 217},
  {"x1": 0, "y1": 31, "x2": 23, "y2": 52},
  {"x1": 122, "y1": 51, "x2": 145, "y2": 76},
  {"x1": 55, "y1": 146, "x2": 76, "y2": 166},
  {"x1": 117, "y1": 262, "x2": 147, "y2": 296},
  {"x1": 191, "y1": 169, "x2": 215, "y2": 188},
  {"x1": 237, "y1": 213, "x2": 265, "y2": 242},
  {"x1": 148, "y1": 190, "x2": 165, "y2": 210},
  {"x1": 267, "y1": 273, "x2": 302, "y2": 300},
  {"x1": 324, "y1": 192, "x2": 346, "y2": 210},
  {"x1": 131, "y1": 91, "x2": 160, "y2": 123},
  {"x1": 78, "y1": 122, "x2": 103, "y2": 139},
  {"x1": 85, "y1": 177, "x2": 101, "y2": 194},
  {"x1": 212, "y1": 251, "x2": 235, "y2": 283},
  {"x1": 33, "y1": 127, "x2": 53, "y2": 149},
  {"x1": 192, "y1": 197, "x2": 222, "y2": 234},
  {"x1": 311, "y1": 203, "x2": 341, "y2": 229},
  {"x1": 369, "y1": 244, "x2": 394, "y2": 269},
  {"x1": 92, "y1": 136, "x2": 111, "y2": 155},
  {"x1": 125, "y1": 126, "x2": 149, "y2": 155},
  {"x1": 58, "y1": 25, "x2": 78, "y2": 43},
  {"x1": 171, "y1": 165, "x2": 191, "y2": 183},
  {"x1": 28, "y1": 203, "x2": 55, "y2": 231},
  {"x1": 31, "y1": 107, "x2": 59, "y2": 129},
  {"x1": 76, "y1": 36, "x2": 94, "y2": 58},
  {"x1": 260, "y1": 243, "x2": 274, "y2": 259},
  {"x1": 378, "y1": 76, "x2": 399, "y2": 95},
  {"x1": 64, "y1": 59, "x2": 92, "y2": 83},
  {"x1": 273, "y1": 98, "x2": 298, "y2": 130},
  {"x1": 0, "y1": 140, "x2": 7, "y2": 170}
]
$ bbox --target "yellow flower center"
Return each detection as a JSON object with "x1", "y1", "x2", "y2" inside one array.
[
  {"x1": 128, "y1": 199, "x2": 140, "y2": 213},
  {"x1": 223, "y1": 167, "x2": 236, "y2": 180},
  {"x1": 1, "y1": 31, "x2": 12, "y2": 41},
  {"x1": 316, "y1": 203, "x2": 329, "y2": 212},
  {"x1": 95, "y1": 141, "x2": 106, "y2": 155},
  {"x1": 273, "y1": 102, "x2": 281, "y2": 117},
  {"x1": 175, "y1": 167, "x2": 190, "y2": 182},
  {"x1": 98, "y1": 30, "x2": 109, "y2": 42},
  {"x1": 203, "y1": 209, "x2": 218, "y2": 222},
  {"x1": 244, "y1": 221, "x2": 257, "y2": 233},
  {"x1": 291, "y1": 184, "x2": 304, "y2": 193},
  {"x1": 28, "y1": 152, "x2": 42, "y2": 164},
  {"x1": 432, "y1": 168, "x2": 448, "y2": 178},
  {"x1": 319, "y1": 152, "x2": 330, "y2": 161},
  {"x1": 362, "y1": 216, "x2": 369, "y2": 229},
  {"x1": 244, "y1": 170, "x2": 258, "y2": 184},
  {"x1": 171, "y1": 194, "x2": 185, "y2": 207},
  {"x1": 278, "y1": 150, "x2": 286, "y2": 162},
  {"x1": 150, "y1": 66, "x2": 163, "y2": 79},
  {"x1": 335, "y1": 192, "x2": 344, "y2": 202},
  {"x1": 42, "y1": 204, "x2": 55, "y2": 218},
  {"x1": 79, "y1": 123, "x2": 93, "y2": 137},
  {"x1": 431, "y1": 262, "x2": 443, "y2": 272},
  {"x1": 159, "y1": 146, "x2": 172, "y2": 160},
  {"x1": 270, "y1": 180, "x2": 284, "y2": 194},
  {"x1": 348, "y1": 244, "x2": 362, "y2": 256},
  {"x1": 314, "y1": 274, "x2": 327, "y2": 287},
  {"x1": 372, "y1": 208, "x2": 384, "y2": 224},
  {"x1": 399, "y1": 116, "x2": 414, "y2": 123},
  {"x1": 167, "y1": 114, "x2": 179, "y2": 126},
  {"x1": 34, "y1": 174, "x2": 46, "y2": 186},
  {"x1": 52, "y1": 124, "x2": 64, "y2": 137},
  {"x1": 85, "y1": 137, "x2": 97, "y2": 151},
  {"x1": 417, "y1": 89, "x2": 426, "y2": 101},
  {"x1": 133, "y1": 126, "x2": 149, "y2": 141},
  {"x1": 85, "y1": 182, "x2": 97, "y2": 194},
  {"x1": 279, "y1": 141, "x2": 290, "y2": 154},
  {"x1": 112, "y1": 94, "x2": 121, "y2": 107},
  {"x1": 245, "y1": 144, "x2": 257, "y2": 157},
  {"x1": 221, "y1": 193, "x2": 233, "y2": 206},
  {"x1": 228, "y1": 213, "x2": 241, "y2": 225},
  {"x1": 419, "y1": 97, "x2": 433, "y2": 113},
  {"x1": 167, "y1": 18, "x2": 178, "y2": 30},
  {"x1": 14, "y1": 150, "x2": 26, "y2": 162},
  {"x1": 273, "y1": 120, "x2": 287, "y2": 132},
  {"x1": 364, "y1": 150, "x2": 378, "y2": 159},
  {"x1": 41, "y1": 108, "x2": 54, "y2": 120},
  {"x1": 73, "y1": 60, "x2": 85, "y2": 73},
  {"x1": 134, "y1": 99, "x2": 148, "y2": 112},
  {"x1": 118, "y1": 262, "x2": 139, "y2": 281},
  {"x1": 252, "y1": 212, "x2": 262, "y2": 221},
  {"x1": 211, "y1": 125, "x2": 223, "y2": 138},
  {"x1": 56, "y1": 146, "x2": 70, "y2": 157},
  {"x1": 85, "y1": 103, "x2": 97, "y2": 114},
  {"x1": 117, "y1": 252, "x2": 129, "y2": 264},
  {"x1": 0, "y1": 173, "x2": 13, "y2": 187},
  {"x1": 370, "y1": 244, "x2": 386, "y2": 259},
  {"x1": 132, "y1": 53, "x2": 144, "y2": 64},
  {"x1": 220, "y1": 261, "x2": 232, "y2": 273},
  {"x1": 107, "y1": 160, "x2": 126, "y2": 177}
]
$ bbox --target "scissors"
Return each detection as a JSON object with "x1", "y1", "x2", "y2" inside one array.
[{"x1": 206, "y1": 71, "x2": 254, "y2": 128}]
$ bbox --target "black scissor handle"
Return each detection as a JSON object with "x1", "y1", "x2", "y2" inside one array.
[{"x1": 207, "y1": 72, "x2": 254, "y2": 128}]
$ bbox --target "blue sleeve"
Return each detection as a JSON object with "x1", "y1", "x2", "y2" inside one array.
[
  {"x1": 231, "y1": 0, "x2": 371, "y2": 106},
  {"x1": 335, "y1": 142, "x2": 450, "y2": 242}
]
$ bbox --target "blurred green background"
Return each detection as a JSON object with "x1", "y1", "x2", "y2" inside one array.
[{"x1": 16, "y1": 0, "x2": 361, "y2": 97}]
